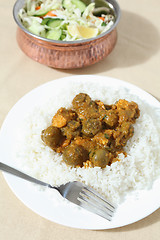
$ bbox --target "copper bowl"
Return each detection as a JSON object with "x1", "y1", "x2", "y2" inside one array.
[{"x1": 13, "y1": 0, "x2": 121, "y2": 69}]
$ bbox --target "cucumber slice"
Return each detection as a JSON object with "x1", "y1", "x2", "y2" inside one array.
[
  {"x1": 47, "y1": 18, "x2": 64, "y2": 28},
  {"x1": 63, "y1": 0, "x2": 86, "y2": 12},
  {"x1": 28, "y1": 24, "x2": 46, "y2": 37},
  {"x1": 71, "y1": 0, "x2": 86, "y2": 12},
  {"x1": 34, "y1": 10, "x2": 49, "y2": 17},
  {"x1": 60, "y1": 33, "x2": 66, "y2": 40},
  {"x1": 101, "y1": 22, "x2": 107, "y2": 26},
  {"x1": 28, "y1": 25, "x2": 39, "y2": 35},
  {"x1": 46, "y1": 29, "x2": 62, "y2": 40},
  {"x1": 41, "y1": 18, "x2": 51, "y2": 25}
]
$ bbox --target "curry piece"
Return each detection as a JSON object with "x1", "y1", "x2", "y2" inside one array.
[
  {"x1": 90, "y1": 149, "x2": 111, "y2": 168},
  {"x1": 73, "y1": 136, "x2": 96, "y2": 153},
  {"x1": 61, "y1": 120, "x2": 81, "y2": 140},
  {"x1": 114, "y1": 99, "x2": 140, "y2": 124},
  {"x1": 52, "y1": 107, "x2": 77, "y2": 128},
  {"x1": 113, "y1": 122, "x2": 134, "y2": 148},
  {"x1": 93, "y1": 129, "x2": 114, "y2": 150},
  {"x1": 82, "y1": 118, "x2": 102, "y2": 137},
  {"x1": 72, "y1": 93, "x2": 91, "y2": 109},
  {"x1": 103, "y1": 109, "x2": 118, "y2": 128},
  {"x1": 41, "y1": 126, "x2": 64, "y2": 149},
  {"x1": 63, "y1": 144, "x2": 88, "y2": 167},
  {"x1": 72, "y1": 93, "x2": 99, "y2": 120},
  {"x1": 41, "y1": 93, "x2": 140, "y2": 168}
]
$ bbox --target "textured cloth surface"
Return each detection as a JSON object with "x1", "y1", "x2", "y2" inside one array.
[{"x1": 0, "y1": 0, "x2": 160, "y2": 239}]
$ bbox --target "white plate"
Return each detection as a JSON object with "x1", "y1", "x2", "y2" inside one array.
[{"x1": 0, "y1": 75, "x2": 160, "y2": 230}]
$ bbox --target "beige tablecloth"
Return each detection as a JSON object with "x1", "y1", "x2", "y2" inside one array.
[{"x1": 0, "y1": 0, "x2": 160, "y2": 239}]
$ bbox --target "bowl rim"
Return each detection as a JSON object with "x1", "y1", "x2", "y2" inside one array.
[{"x1": 13, "y1": 0, "x2": 121, "y2": 45}]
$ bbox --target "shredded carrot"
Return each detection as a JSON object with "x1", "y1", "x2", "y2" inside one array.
[
  {"x1": 44, "y1": 11, "x2": 57, "y2": 17},
  {"x1": 35, "y1": 6, "x2": 41, "y2": 10},
  {"x1": 98, "y1": 17, "x2": 105, "y2": 21}
]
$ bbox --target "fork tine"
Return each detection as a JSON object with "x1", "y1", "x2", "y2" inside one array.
[
  {"x1": 83, "y1": 185, "x2": 116, "y2": 210},
  {"x1": 76, "y1": 185, "x2": 117, "y2": 221},
  {"x1": 79, "y1": 190, "x2": 114, "y2": 216},
  {"x1": 77, "y1": 194, "x2": 112, "y2": 221},
  {"x1": 78, "y1": 193, "x2": 113, "y2": 218},
  {"x1": 80, "y1": 189, "x2": 114, "y2": 214}
]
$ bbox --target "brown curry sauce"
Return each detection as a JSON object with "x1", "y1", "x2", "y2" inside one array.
[{"x1": 41, "y1": 93, "x2": 140, "y2": 168}]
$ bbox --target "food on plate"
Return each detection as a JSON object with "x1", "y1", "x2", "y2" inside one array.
[
  {"x1": 14, "y1": 80, "x2": 160, "y2": 204},
  {"x1": 41, "y1": 93, "x2": 140, "y2": 168},
  {"x1": 18, "y1": 0, "x2": 115, "y2": 40}
]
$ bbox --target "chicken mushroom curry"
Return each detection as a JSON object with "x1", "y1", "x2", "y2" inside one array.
[{"x1": 41, "y1": 93, "x2": 140, "y2": 168}]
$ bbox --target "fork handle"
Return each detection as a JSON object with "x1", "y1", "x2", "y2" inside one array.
[{"x1": 0, "y1": 162, "x2": 54, "y2": 189}]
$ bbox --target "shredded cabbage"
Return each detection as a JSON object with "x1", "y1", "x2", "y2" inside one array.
[{"x1": 18, "y1": 0, "x2": 115, "y2": 41}]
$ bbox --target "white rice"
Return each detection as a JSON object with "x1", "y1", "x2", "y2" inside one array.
[{"x1": 13, "y1": 79, "x2": 160, "y2": 204}]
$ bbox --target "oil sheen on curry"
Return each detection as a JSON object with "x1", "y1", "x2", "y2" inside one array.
[{"x1": 41, "y1": 93, "x2": 140, "y2": 168}]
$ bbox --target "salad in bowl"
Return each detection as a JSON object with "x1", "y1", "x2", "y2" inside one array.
[{"x1": 18, "y1": 0, "x2": 116, "y2": 40}]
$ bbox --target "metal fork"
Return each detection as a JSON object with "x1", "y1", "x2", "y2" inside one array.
[{"x1": 0, "y1": 162, "x2": 116, "y2": 221}]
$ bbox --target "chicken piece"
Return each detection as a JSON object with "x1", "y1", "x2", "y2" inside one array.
[
  {"x1": 82, "y1": 118, "x2": 102, "y2": 137},
  {"x1": 113, "y1": 122, "x2": 134, "y2": 148},
  {"x1": 95, "y1": 100, "x2": 106, "y2": 110},
  {"x1": 61, "y1": 120, "x2": 81, "y2": 140},
  {"x1": 52, "y1": 107, "x2": 77, "y2": 128},
  {"x1": 93, "y1": 129, "x2": 113, "y2": 148},
  {"x1": 73, "y1": 136, "x2": 96, "y2": 152},
  {"x1": 95, "y1": 100, "x2": 110, "y2": 121},
  {"x1": 115, "y1": 99, "x2": 140, "y2": 124},
  {"x1": 83, "y1": 160, "x2": 93, "y2": 168},
  {"x1": 103, "y1": 109, "x2": 118, "y2": 128},
  {"x1": 55, "y1": 139, "x2": 71, "y2": 153}
]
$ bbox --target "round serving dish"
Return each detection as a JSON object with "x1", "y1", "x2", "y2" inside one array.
[{"x1": 13, "y1": 0, "x2": 121, "y2": 69}]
